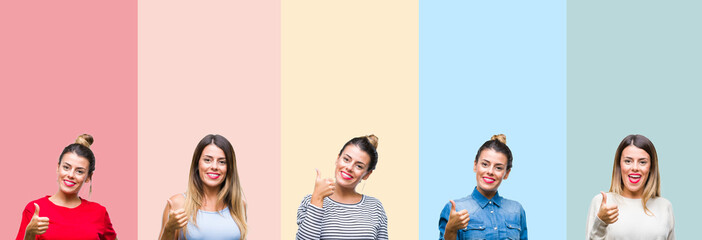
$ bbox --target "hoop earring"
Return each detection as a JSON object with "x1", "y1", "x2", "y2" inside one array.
[{"x1": 89, "y1": 180, "x2": 93, "y2": 200}]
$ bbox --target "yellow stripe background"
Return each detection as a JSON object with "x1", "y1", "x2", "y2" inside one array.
[{"x1": 282, "y1": 0, "x2": 418, "y2": 239}]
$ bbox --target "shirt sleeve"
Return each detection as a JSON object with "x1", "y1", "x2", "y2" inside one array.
[
  {"x1": 586, "y1": 194, "x2": 607, "y2": 240},
  {"x1": 15, "y1": 202, "x2": 34, "y2": 240},
  {"x1": 101, "y1": 208, "x2": 117, "y2": 240},
  {"x1": 376, "y1": 200, "x2": 388, "y2": 240},
  {"x1": 296, "y1": 195, "x2": 324, "y2": 240},
  {"x1": 438, "y1": 201, "x2": 451, "y2": 240},
  {"x1": 520, "y1": 204, "x2": 528, "y2": 240}
]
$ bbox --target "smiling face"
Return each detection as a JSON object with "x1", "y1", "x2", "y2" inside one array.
[
  {"x1": 198, "y1": 144, "x2": 228, "y2": 189},
  {"x1": 57, "y1": 152, "x2": 91, "y2": 196},
  {"x1": 619, "y1": 145, "x2": 651, "y2": 198},
  {"x1": 473, "y1": 149, "x2": 510, "y2": 198},
  {"x1": 335, "y1": 144, "x2": 372, "y2": 190}
]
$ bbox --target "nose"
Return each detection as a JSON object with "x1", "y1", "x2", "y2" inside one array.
[
  {"x1": 67, "y1": 170, "x2": 76, "y2": 179},
  {"x1": 487, "y1": 166, "x2": 494, "y2": 175},
  {"x1": 632, "y1": 162, "x2": 640, "y2": 171},
  {"x1": 210, "y1": 162, "x2": 219, "y2": 171}
]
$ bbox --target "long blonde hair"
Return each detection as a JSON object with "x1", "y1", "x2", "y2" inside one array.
[
  {"x1": 609, "y1": 134, "x2": 660, "y2": 215},
  {"x1": 184, "y1": 134, "x2": 247, "y2": 239}
]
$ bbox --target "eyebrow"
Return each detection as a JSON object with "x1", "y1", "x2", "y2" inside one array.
[
  {"x1": 624, "y1": 156, "x2": 649, "y2": 160},
  {"x1": 345, "y1": 154, "x2": 366, "y2": 166},
  {"x1": 481, "y1": 159, "x2": 504, "y2": 166},
  {"x1": 62, "y1": 162, "x2": 86, "y2": 170}
]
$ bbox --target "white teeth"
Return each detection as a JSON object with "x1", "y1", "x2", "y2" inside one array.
[
  {"x1": 208, "y1": 173, "x2": 220, "y2": 177},
  {"x1": 629, "y1": 175, "x2": 641, "y2": 178},
  {"x1": 341, "y1": 172, "x2": 352, "y2": 178}
]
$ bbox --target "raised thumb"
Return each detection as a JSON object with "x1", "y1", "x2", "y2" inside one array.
[
  {"x1": 167, "y1": 199, "x2": 174, "y2": 210},
  {"x1": 33, "y1": 203, "x2": 40, "y2": 216},
  {"x1": 600, "y1": 191, "x2": 608, "y2": 205},
  {"x1": 315, "y1": 168, "x2": 321, "y2": 180},
  {"x1": 449, "y1": 200, "x2": 456, "y2": 213}
]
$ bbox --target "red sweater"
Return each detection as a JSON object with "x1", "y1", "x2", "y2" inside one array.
[{"x1": 16, "y1": 196, "x2": 116, "y2": 240}]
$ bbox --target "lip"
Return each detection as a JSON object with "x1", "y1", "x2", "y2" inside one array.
[
  {"x1": 63, "y1": 179, "x2": 76, "y2": 187},
  {"x1": 206, "y1": 172, "x2": 221, "y2": 179},
  {"x1": 482, "y1": 177, "x2": 495, "y2": 184},
  {"x1": 340, "y1": 171, "x2": 353, "y2": 180},
  {"x1": 628, "y1": 173, "x2": 642, "y2": 184}
]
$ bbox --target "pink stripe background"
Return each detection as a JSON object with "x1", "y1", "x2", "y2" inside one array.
[
  {"x1": 137, "y1": 0, "x2": 280, "y2": 239},
  {"x1": 3, "y1": 0, "x2": 279, "y2": 239},
  {"x1": 0, "y1": 0, "x2": 137, "y2": 239}
]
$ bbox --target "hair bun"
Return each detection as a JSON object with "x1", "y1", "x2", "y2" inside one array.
[
  {"x1": 365, "y1": 134, "x2": 379, "y2": 149},
  {"x1": 491, "y1": 134, "x2": 506, "y2": 144},
  {"x1": 75, "y1": 134, "x2": 94, "y2": 148}
]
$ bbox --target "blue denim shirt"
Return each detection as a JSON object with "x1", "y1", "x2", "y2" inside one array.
[{"x1": 438, "y1": 187, "x2": 527, "y2": 240}]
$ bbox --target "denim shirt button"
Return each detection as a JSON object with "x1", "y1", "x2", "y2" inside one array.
[{"x1": 493, "y1": 227, "x2": 497, "y2": 230}]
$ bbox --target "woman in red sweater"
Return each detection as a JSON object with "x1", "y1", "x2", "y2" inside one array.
[{"x1": 16, "y1": 134, "x2": 116, "y2": 240}]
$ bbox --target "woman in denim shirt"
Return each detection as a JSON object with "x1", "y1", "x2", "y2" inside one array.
[{"x1": 438, "y1": 134, "x2": 527, "y2": 240}]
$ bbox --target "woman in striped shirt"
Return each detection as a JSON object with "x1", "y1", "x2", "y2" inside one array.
[{"x1": 296, "y1": 134, "x2": 388, "y2": 240}]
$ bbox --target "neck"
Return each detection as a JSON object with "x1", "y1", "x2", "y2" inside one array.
[
  {"x1": 621, "y1": 189, "x2": 643, "y2": 199},
  {"x1": 477, "y1": 187, "x2": 497, "y2": 199},
  {"x1": 202, "y1": 185, "x2": 223, "y2": 209},
  {"x1": 50, "y1": 190, "x2": 81, "y2": 207},
  {"x1": 331, "y1": 183, "x2": 361, "y2": 203}
]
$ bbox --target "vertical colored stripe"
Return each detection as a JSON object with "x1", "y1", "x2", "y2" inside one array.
[
  {"x1": 281, "y1": 0, "x2": 418, "y2": 239},
  {"x1": 566, "y1": 1, "x2": 702, "y2": 239},
  {"x1": 137, "y1": 1, "x2": 280, "y2": 239},
  {"x1": 419, "y1": 1, "x2": 566, "y2": 239},
  {"x1": 0, "y1": 0, "x2": 137, "y2": 238}
]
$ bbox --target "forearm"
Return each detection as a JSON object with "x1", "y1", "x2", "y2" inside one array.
[
  {"x1": 24, "y1": 230, "x2": 36, "y2": 240},
  {"x1": 159, "y1": 228, "x2": 178, "y2": 240},
  {"x1": 443, "y1": 231, "x2": 457, "y2": 240}
]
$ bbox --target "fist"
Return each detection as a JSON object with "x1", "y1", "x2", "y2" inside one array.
[
  {"x1": 165, "y1": 199, "x2": 188, "y2": 232},
  {"x1": 311, "y1": 169, "x2": 335, "y2": 207},
  {"x1": 26, "y1": 203, "x2": 50, "y2": 236},
  {"x1": 446, "y1": 200, "x2": 470, "y2": 232},
  {"x1": 597, "y1": 191, "x2": 619, "y2": 224}
]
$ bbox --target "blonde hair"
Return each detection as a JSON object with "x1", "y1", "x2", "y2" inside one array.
[
  {"x1": 75, "y1": 134, "x2": 93, "y2": 148},
  {"x1": 609, "y1": 134, "x2": 660, "y2": 215},
  {"x1": 490, "y1": 134, "x2": 506, "y2": 144},
  {"x1": 184, "y1": 134, "x2": 247, "y2": 239}
]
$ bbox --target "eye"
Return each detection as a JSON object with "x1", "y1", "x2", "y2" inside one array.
[
  {"x1": 343, "y1": 157, "x2": 350, "y2": 162},
  {"x1": 77, "y1": 170, "x2": 85, "y2": 175},
  {"x1": 481, "y1": 162, "x2": 488, "y2": 167},
  {"x1": 496, "y1": 166, "x2": 503, "y2": 171},
  {"x1": 62, "y1": 165, "x2": 69, "y2": 170},
  {"x1": 624, "y1": 159, "x2": 631, "y2": 164},
  {"x1": 640, "y1": 161, "x2": 648, "y2": 165},
  {"x1": 356, "y1": 165, "x2": 363, "y2": 170},
  {"x1": 218, "y1": 160, "x2": 226, "y2": 165},
  {"x1": 203, "y1": 158, "x2": 211, "y2": 163}
]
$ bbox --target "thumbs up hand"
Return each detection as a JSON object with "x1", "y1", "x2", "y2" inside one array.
[
  {"x1": 311, "y1": 168, "x2": 335, "y2": 208},
  {"x1": 25, "y1": 203, "x2": 50, "y2": 238},
  {"x1": 446, "y1": 200, "x2": 470, "y2": 232},
  {"x1": 164, "y1": 199, "x2": 188, "y2": 233},
  {"x1": 597, "y1": 191, "x2": 619, "y2": 224}
]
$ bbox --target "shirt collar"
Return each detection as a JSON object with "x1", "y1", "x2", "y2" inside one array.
[{"x1": 471, "y1": 187, "x2": 503, "y2": 208}]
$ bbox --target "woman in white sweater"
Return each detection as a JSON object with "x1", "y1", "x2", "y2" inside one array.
[{"x1": 586, "y1": 134, "x2": 675, "y2": 240}]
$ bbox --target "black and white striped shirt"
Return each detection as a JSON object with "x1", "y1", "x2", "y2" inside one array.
[{"x1": 296, "y1": 194, "x2": 388, "y2": 240}]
